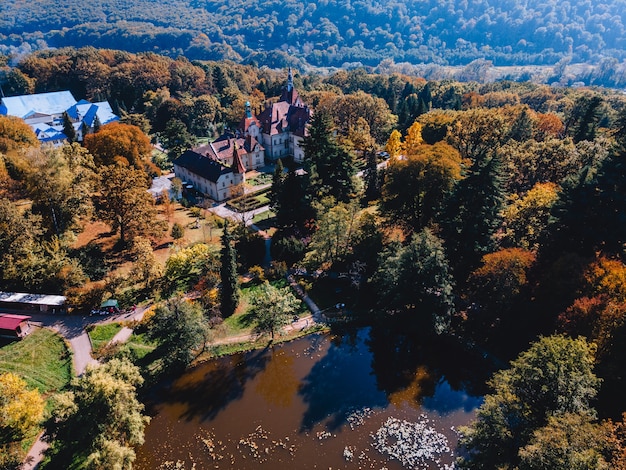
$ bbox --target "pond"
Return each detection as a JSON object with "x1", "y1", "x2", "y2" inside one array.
[{"x1": 135, "y1": 327, "x2": 491, "y2": 469}]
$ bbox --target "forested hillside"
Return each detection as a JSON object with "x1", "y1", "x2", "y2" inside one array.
[{"x1": 2, "y1": 0, "x2": 626, "y2": 72}]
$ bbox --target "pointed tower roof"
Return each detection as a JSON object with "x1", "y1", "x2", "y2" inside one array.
[
  {"x1": 287, "y1": 67, "x2": 294, "y2": 92},
  {"x1": 231, "y1": 141, "x2": 246, "y2": 174},
  {"x1": 280, "y1": 67, "x2": 303, "y2": 107}
]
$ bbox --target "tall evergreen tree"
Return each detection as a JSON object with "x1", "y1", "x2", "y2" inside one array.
[
  {"x1": 220, "y1": 221, "x2": 240, "y2": 317},
  {"x1": 565, "y1": 94, "x2": 604, "y2": 143},
  {"x1": 372, "y1": 228, "x2": 455, "y2": 334},
  {"x1": 93, "y1": 114, "x2": 102, "y2": 133},
  {"x1": 302, "y1": 110, "x2": 356, "y2": 203},
  {"x1": 364, "y1": 146, "x2": 380, "y2": 202},
  {"x1": 62, "y1": 112, "x2": 76, "y2": 143},
  {"x1": 509, "y1": 107, "x2": 535, "y2": 142},
  {"x1": 276, "y1": 165, "x2": 314, "y2": 230},
  {"x1": 269, "y1": 158, "x2": 285, "y2": 213},
  {"x1": 441, "y1": 152, "x2": 506, "y2": 284}
]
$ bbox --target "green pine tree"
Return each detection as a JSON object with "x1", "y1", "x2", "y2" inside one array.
[
  {"x1": 62, "y1": 112, "x2": 76, "y2": 143},
  {"x1": 220, "y1": 221, "x2": 240, "y2": 317},
  {"x1": 93, "y1": 114, "x2": 102, "y2": 133},
  {"x1": 269, "y1": 158, "x2": 285, "y2": 213},
  {"x1": 302, "y1": 110, "x2": 356, "y2": 203},
  {"x1": 364, "y1": 146, "x2": 380, "y2": 202},
  {"x1": 442, "y1": 152, "x2": 506, "y2": 284}
]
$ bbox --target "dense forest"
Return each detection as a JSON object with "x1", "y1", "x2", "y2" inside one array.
[
  {"x1": 3, "y1": 0, "x2": 626, "y2": 79},
  {"x1": 3, "y1": 47, "x2": 626, "y2": 468}
]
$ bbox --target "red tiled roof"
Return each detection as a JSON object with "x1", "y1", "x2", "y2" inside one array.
[{"x1": 0, "y1": 314, "x2": 31, "y2": 331}]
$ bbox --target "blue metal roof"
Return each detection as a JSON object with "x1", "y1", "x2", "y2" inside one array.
[{"x1": 1, "y1": 91, "x2": 77, "y2": 118}]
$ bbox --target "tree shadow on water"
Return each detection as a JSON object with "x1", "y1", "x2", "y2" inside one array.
[
  {"x1": 367, "y1": 321, "x2": 494, "y2": 415},
  {"x1": 298, "y1": 328, "x2": 388, "y2": 432},
  {"x1": 150, "y1": 347, "x2": 271, "y2": 423}
]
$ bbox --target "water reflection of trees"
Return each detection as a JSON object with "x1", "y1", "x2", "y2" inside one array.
[
  {"x1": 298, "y1": 329, "x2": 388, "y2": 432},
  {"x1": 157, "y1": 349, "x2": 270, "y2": 422},
  {"x1": 367, "y1": 321, "x2": 494, "y2": 412},
  {"x1": 255, "y1": 348, "x2": 299, "y2": 407}
]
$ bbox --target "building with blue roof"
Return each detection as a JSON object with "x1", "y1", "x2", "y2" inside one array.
[{"x1": 0, "y1": 91, "x2": 119, "y2": 147}]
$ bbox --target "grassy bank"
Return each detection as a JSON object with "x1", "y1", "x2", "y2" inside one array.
[
  {"x1": 87, "y1": 322, "x2": 123, "y2": 355},
  {"x1": 197, "y1": 323, "x2": 327, "y2": 362},
  {"x1": 0, "y1": 327, "x2": 72, "y2": 394}
]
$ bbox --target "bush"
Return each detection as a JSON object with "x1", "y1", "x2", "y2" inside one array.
[
  {"x1": 171, "y1": 222, "x2": 184, "y2": 239},
  {"x1": 249, "y1": 265, "x2": 266, "y2": 283},
  {"x1": 266, "y1": 260, "x2": 288, "y2": 281}
]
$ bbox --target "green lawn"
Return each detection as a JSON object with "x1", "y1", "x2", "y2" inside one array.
[
  {"x1": 221, "y1": 278, "x2": 308, "y2": 337},
  {"x1": 252, "y1": 210, "x2": 275, "y2": 225},
  {"x1": 0, "y1": 328, "x2": 73, "y2": 394},
  {"x1": 87, "y1": 322, "x2": 123, "y2": 354},
  {"x1": 122, "y1": 332, "x2": 156, "y2": 361}
]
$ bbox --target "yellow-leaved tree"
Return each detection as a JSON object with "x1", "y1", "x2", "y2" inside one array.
[
  {"x1": 0, "y1": 372, "x2": 44, "y2": 439},
  {"x1": 385, "y1": 129, "x2": 402, "y2": 159},
  {"x1": 402, "y1": 121, "x2": 424, "y2": 156}
]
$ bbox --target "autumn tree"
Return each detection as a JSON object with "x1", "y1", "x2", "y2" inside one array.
[
  {"x1": 459, "y1": 336, "x2": 601, "y2": 470},
  {"x1": 500, "y1": 182, "x2": 559, "y2": 250},
  {"x1": 0, "y1": 115, "x2": 39, "y2": 154},
  {"x1": 162, "y1": 243, "x2": 219, "y2": 295},
  {"x1": 45, "y1": 359, "x2": 148, "y2": 469},
  {"x1": 345, "y1": 117, "x2": 376, "y2": 158},
  {"x1": 22, "y1": 144, "x2": 96, "y2": 235},
  {"x1": 84, "y1": 122, "x2": 153, "y2": 170},
  {"x1": 447, "y1": 108, "x2": 509, "y2": 163},
  {"x1": 0, "y1": 373, "x2": 44, "y2": 469},
  {"x1": 322, "y1": 91, "x2": 397, "y2": 144},
  {"x1": 381, "y1": 142, "x2": 463, "y2": 233},
  {"x1": 372, "y1": 228, "x2": 455, "y2": 334},
  {"x1": 501, "y1": 138, "x2": 587, "y2": 195},
  {"x1": 402, "y1": 121, "x2": 424, "y2": 156},
  {"x1": 129, "y1": 236, "x2": 161, "y2": 288},
  {"x1": 518, "y1": 412, "x2": 615, "y2": 470},
  {"x1": 467, "y1": 248, "x2": 536, "y2": 327},
  {"x1": 418, "y1": 110, "x2": 456, "y2": 144},
  {"x1": 0, "y1": 372, "x2": 44, "y2": 440},
  {"x1": 249, "y1": 281, "x2": 302, "y2": 341},
  {"x1": 220, "y1": 221, "x2": 240, "y2": 317},
  {"x1": 385, "y1": 129, "x2": 402, "y2": 158},
  {"x1": 96, "y1": 165, "x2": 163, "y2": 245},
  {"x1": 536, "y1": 112, "x2": 565, "y2": 140}
]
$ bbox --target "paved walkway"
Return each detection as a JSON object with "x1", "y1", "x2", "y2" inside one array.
[
  {"x1": 22, "y1": 307, "x2": 147, "y2": 469},
  {"x1": 208, "y1": 202, "x2": 271, "y2": 227}
]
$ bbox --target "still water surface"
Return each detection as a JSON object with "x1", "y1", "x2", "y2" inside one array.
[{"x1": 135, "y1": 328, "x2": 486, "y2": 469}]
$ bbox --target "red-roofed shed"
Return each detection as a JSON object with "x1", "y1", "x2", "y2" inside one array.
[{"x1": 0, "y1": 314, "x2": 32, "y2": 339}]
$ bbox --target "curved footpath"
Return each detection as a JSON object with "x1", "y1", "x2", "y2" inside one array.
[
  {"x1": 22, "y1": 308, "x2": 147, "y2": 469},
  {"x1": 23, "y1": 281, "x2": 323, "y2": 468}
]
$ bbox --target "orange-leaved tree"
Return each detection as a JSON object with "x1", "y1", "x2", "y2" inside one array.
[{"x1": 84, "y1": 122, "x2": 152, "y2": 170}]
